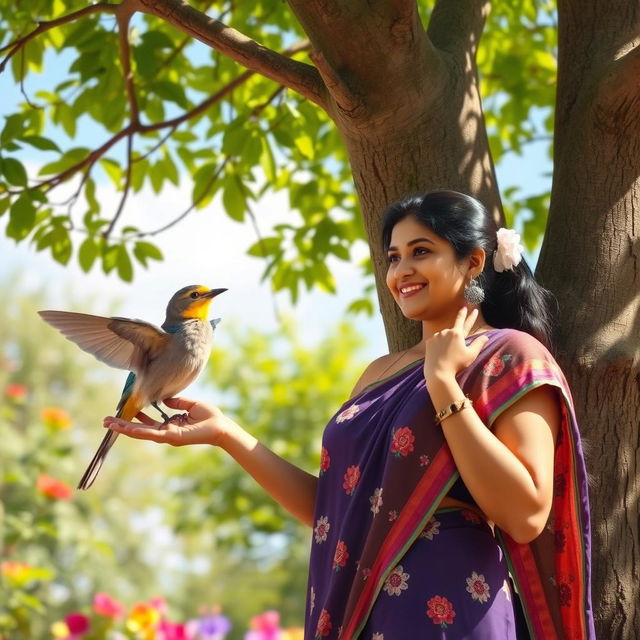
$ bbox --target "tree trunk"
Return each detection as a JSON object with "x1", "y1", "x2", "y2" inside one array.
[
  {"x1": 286, "y1": 0, "x2": 500, "y2": 352},
  {"x1": 536, "y1": 1, "x2": 640, "y2": 636}
]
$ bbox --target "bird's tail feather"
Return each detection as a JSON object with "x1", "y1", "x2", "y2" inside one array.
[{"x1": 77, "y1": 430, "x2": 119, "y2": 490}]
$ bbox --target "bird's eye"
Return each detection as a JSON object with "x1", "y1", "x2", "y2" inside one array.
[{"x1": 190, "y1": 291, "x2": 200, "y2": 299}]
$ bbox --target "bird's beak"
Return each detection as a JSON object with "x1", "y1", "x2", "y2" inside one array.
[{"x1": 203, "y1": 288, "x2": 228, "y2": 299}]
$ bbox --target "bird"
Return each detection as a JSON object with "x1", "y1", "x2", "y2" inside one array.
[{"x1": 38, "y1": 284, "x2": 227, "y2": 490}]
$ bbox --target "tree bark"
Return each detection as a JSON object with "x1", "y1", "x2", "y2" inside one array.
[{"x1": 536, "y1": 1, "x2": 640, "y2": 636}]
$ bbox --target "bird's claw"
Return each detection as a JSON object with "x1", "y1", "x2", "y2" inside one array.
[{"x1": 162, "y1": 412, "x2": 189, "y2": 427}]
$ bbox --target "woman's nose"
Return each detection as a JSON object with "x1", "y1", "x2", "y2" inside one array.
[{"x1": 395, "y1": 255, "x2": 415, "y2": 276}]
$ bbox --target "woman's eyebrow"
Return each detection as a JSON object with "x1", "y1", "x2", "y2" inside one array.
[{"x1": 387, "y1": 237, "x2": 435, "y2": 251}]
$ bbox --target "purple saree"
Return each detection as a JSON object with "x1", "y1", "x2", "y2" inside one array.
[{"x1": 304, "y1": 328, "x2": 595, "y2": 640}]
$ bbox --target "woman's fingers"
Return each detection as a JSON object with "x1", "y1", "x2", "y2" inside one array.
[
  {"x1": 163, "y1": 396, "x2": 197, "y2": 411},
  {"x1": 103, "y1": 417, "x2": 176, "y2": 444},
  {"x1": 463, "y1": 307, "x2": 479, "y2": 335},
  {"x1": 135, "y1": 411, "x2": 161, "y2": 426}
]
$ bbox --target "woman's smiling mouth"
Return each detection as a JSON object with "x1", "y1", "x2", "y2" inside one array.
[{"x1": 399, "y1": 283, "x2": 427, "y2": 297}]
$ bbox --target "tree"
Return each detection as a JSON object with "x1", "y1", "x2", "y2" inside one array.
[{"x1": 1, "y1": 0, "x2": 638, "y2": 635}]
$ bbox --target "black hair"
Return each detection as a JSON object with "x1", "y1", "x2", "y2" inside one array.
[{"x1": 381, "y1": 190, "x2": 556, "y2": 351}]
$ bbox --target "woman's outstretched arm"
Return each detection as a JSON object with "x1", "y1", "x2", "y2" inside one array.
[{"x1": 103, "y1": 397, "x2": 318, "y2": 527}]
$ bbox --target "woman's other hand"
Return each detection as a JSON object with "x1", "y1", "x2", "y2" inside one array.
[
  {"x1": 103, "y1": 397, "x2": 233, "y2": 447},
  {"x1": 423, "y1": 307, "x2": 490, "y2": 382}
]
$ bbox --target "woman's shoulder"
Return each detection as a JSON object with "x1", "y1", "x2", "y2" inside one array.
[
  {"x1": 484, "y1": 327, "x2": 553, "y2": 358},
  {"x1": 349, "y1": 352, "x2": 403, "y2": 399}
]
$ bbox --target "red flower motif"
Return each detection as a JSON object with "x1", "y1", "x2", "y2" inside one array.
[
  {"x1": 342, "y1": 465, "x2": 361, "y2": 495},
  {"x1": 388, "y1": 510, "x2": 398, "y2": 522},
  {"x1": 558, "y1": 582, "x2": 572, "y2": 606},
  {"x1": 332, "y1": 540, "x2": 349, "y2": 570},
  {"x1": 482, "y1": 354, "x2": 512, "y2": 377},
  {"x1": 37, "y1": 474, "x2": 72, "y2": 500},
  {"x1": 320, "y1": 447, "x2": 330, "y2": 474},
  {"x1": 419, "y1": 454, "x2": 430, "y2": 467},
  {"x1": 554, "y1": 529, "x2": 567, "y2": 553},
  {"x1": 315, "y1": 609, "x2": 332, "y2": 638},
  {"x1": 391, "y1": 427, "x2": 415, "y2": 457},
  {"x1": 426, "y1": 595, "x2": 456, "y2": 627},
  {"x1": 554, "y1": 472, "x2": 567, "y2": 498},
  {"x1": 461, "y1": 509, "x2": 482, "y2": 525}
]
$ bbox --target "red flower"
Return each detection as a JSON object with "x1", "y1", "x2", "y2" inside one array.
[
  {"x1": 426, "y1": 595, "x2": 456, "y2": 627},
  {"x1": 320, "y1": 447, "x2": 330, "y2": 474},
  {"x1": 419, "y1": 454, "x2": 430, "y2": 467},
  {"x1": 391, "y1": 427, "x2": 415, "y2": 457},
  {"x1": 482, "y1": 353, "x2": 512, "y2": 377},
  {"x1": 37, "y1": 474, "x2": 72, "y2": 500},
  {"x1": 5, "y1": 383, "x2": 27, "y2": 400},
  {"x1": 93, "y1": 592, "x2": 125, "y2": 619},
  {"x1": 332, "y1": 540, "x2": 349, "y2": 570},
  {"x1": 315, "y1": 609, "x2": 332, "y2": 638},
  {"x1": 342, "y1": 465, "x2": 360, "y2": 495},
  {"x1": 65, "y1": 613, "x2": 90, "y2": 636},
  {"x1": 388, "y1": 510, "x2": 398, "y2": 522}
]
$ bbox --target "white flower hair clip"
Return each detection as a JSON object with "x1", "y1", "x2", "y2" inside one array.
[{"x1": 493, "y1": 228, "x2": 524, "y2": 272}]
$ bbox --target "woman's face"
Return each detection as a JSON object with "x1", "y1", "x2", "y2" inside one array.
[{"x1": 385, "y1": 216, "x2": 471, "y2": 322}]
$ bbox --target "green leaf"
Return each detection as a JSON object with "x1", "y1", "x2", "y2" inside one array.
[
  {"x1": 117, "y1": 244, "x2": 133, "y2": 281},
  {"x1": 50, "y1": 226, "x2": 72, "y2": 264},
  {"x1": 102, "y1": 243, "x2": 119, "y2": 274},
  {"x1": 18, "y1": 135, "x2": 60, "y2": 152},
  {"x1": 99, "y1": 158, "x2": 122, "y2": 187},
  {"x1": 152, "y1": 80, "x2": 189, "y2": 109},
  {"x1": 192, "y1": 162, "x2": 219, "y2": 209},
  {"x1": 1, "y1": 157, "x2": 28, "y2": 186},
  {"x1": 247, "y1": 237, "x2": 282, "y2": 257},
  {"x1": 7, "y1": 194, "x2": 36, "y2": 240},
  {"x1": 78, "y1": 237, "x2": 98, "y2": 272},
  {"x1": 133, "y1": 241, "x2": 163, "y2": 267},
  {"x1": 294, "y1": 134, "x2": 314, "y2": 159},
  {"x1": 222, "y1": 175, "x2": 246, "y2": 222},
  {"x1": 1, "y1": 114, "x2": 26, "y2": 144}
]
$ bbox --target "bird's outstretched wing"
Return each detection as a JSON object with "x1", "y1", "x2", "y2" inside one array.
[{"x1": 38, "y1": 310, "x2": 170, "y2": 373}]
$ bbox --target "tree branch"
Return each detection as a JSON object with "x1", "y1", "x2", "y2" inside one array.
[
  {"x1": 0, "y1": 2, "x2": 119, "y2": 72},
  {"x1": 104, "y1": 133, "x2": 134, "y2": 238},
  {"x1": 117, "y1": 4, "x2": 140, "y2": 125},
  {"x1": 137, "y1": 0, "x2": 328, "y2": 108},
  {"x1": 599, "y1": 42, "x2": 640, "y2": 110},
  {"x1": 428, "y1": 0, "x2": 490, "y2": 61}
]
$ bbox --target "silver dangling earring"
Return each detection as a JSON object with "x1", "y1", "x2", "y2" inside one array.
[{"x1": 463, "y1": 277, "x2": 485, "y2": 305}]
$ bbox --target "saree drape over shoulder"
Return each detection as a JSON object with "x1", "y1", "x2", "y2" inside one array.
[{"x1": 304, "y1": 328, "x2": 595, "y2": 640}]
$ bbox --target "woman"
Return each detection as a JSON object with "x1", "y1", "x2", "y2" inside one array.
[{"x1": 104, "y1": 191, "x2": 595, "y2": 639}]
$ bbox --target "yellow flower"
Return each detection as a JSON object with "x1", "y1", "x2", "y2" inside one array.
[
  {"x1": 282, "y1": 629, "x2": 305, "y2": 640},
  {"x1": 41, "y1": 407, "x2": 72, "y2": 430},
  {"x1": 126, "y1": 602, "x2": 160, "y2": 636},
  {"x1": 51, "y1": 621, "x2": 70, "y2": 638}
]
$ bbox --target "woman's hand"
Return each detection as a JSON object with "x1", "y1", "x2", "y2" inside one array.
[
  {"x1": 103, "y1": 397, "x2": 234, "y2": 447},
  {"x1": 424, "y1": 307, "x2": 490, "y2": 383}
]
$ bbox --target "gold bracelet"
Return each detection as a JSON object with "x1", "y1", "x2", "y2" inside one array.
[{"x1": 434, "y1": 396, "x2": 472, "y2": 425}]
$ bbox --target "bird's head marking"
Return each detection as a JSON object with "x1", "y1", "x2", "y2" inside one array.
[{"x1": 167, "y1": 285, "x2": 227, "y2": 322}]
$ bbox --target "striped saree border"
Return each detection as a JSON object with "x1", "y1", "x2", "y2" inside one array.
[
  {"x1": 480, "y1": 363, "x2": 592, "y2": 640},
  {"x1": 341, "y1": 446, "x2": 458, "y2": 640}
]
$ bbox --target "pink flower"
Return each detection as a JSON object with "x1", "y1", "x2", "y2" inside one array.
[
  {"x1": 388, "y1": 510, "x2": 398, "y2": 522},
  {"x1": 426, "y1": 595, "x2": 456, "y2": 627},
  {"x1": 332, "y1": 541, "x2": 349, "y2": 570},
  {"x1": 461, "y1": 509, "x2": 483, "y2": 525},
  {"x1": 369, "y1": 488, "x2": 383, "y2": 515},
  {"x1": 158, "y1": 620, "x2": 189, "y2": 640},
  {"x1": 335, "y1": 404, "x2": 360, "y2": 423},
  {"x1": 245, "y1": 610, "x2": 281, "y2": 640},
  {"x1": 342, "y1": 466, "x2": 360, "y2": 495},
  {"x1": 149, "y1": 596, "x2": 169, "y2": 616},
  {"x1": 37, "y1": 474, "x2": 72, "y2": 500},
  {"x1": 390, "y1": 427, "x2": 415, "y2": 457},
  {"x1": 314, "y1": 516, "x2": 330, "y2": 544},
  {"x1": 419, "y1": 454, "x2": 430, "y2": 467},
  {"x1": 93, "y1": 592, "x2": 125, "y2": 619},
  {"x1": 383, "y1": 565, "x2": 410, "y2": 596},
  {"x1": 65, "y1": 613, "x2": 90, "y2": 637}
]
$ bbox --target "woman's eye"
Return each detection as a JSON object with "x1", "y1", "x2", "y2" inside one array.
[
  {"x1": 387, "y1": 254, "x2": 400, "y2": 263},
  {"x1": 414, "y1": 246, "x2": 431, "y2": 256}
]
